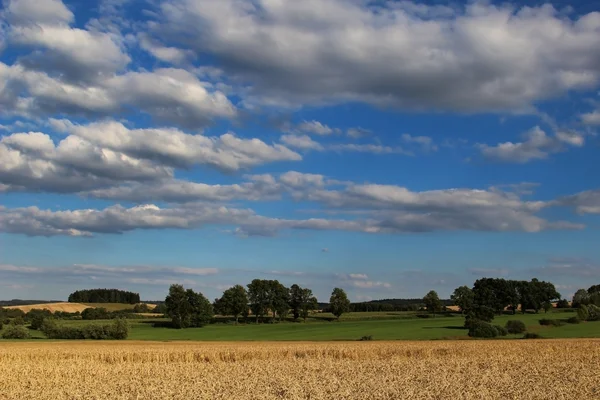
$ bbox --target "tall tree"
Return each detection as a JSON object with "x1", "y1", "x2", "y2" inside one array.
[
  {"x1": 329, "y1": 288, "x2": 350, "y2": 320},
  {"x1": 165, "y1": 284, "x2": 190, "y2": 329},
  {"x1": 247, "y1": 279, "x2": 269, "y2": 323},
  {"x1": 185, "y1": 288, "x2": 213, "y2": 327},
  {"x1": 218, "y1": 285, "x2": 249, "y2": 324},
  {"x1": 572, "y1": 289, "x2": 590, "y2": 308},
  {"x1": 423, "y1": 290, "x2": 442, "y2": 317},
  {"x1": 298, "y1": 287, "x2": 318, "y2": 322},
  {"x1": 450, "y1": 286, "x2": 474, "y2": 314},
  {"x1": 268, "y1": 280, "x2": 290, "y2": 321},
  {"x1": 289, "y1": 284, "x2": 303, "y2": 320}
]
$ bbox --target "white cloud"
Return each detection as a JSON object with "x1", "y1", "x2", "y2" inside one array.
[
  {"x1": 477, "y1": 126, "x2": 584, "y2": 163},
  {"x1": 0, "y1": 131, "x2": 172, "y2": 193},
  {"x1": 402, "y1": 134, "x2": 438, "y2": 152},
  {"x1": 346, "y1": 127, "x2": 371, "y2": 139},
  {"x1": 6, "y1": 0, "x2": 130, "y2": 83},
  {"x1": 156, "y1": 0, "x2": 600, "y2": 112},
  {"x1": 296, "y1": 120, "x2": 337, "y2": 135},
  {"x1": 581, "y1": 110, "x2": 600, "y2": 125},
  {"x1": 0, "y1": 62, "x2": 236, "y2": 128},
  {"x1": 329, "y1": 144, "x2": 411, "y2": 155},
  {"x1": 280, "y1": 134, "x2": 324, "y2": 151},
  {"x1": 58, "y1": 120, "x2": 301, "y2": 172},
  {"x1": 138, "y1": 33, "x2": 194, "y2": 65},
  {"x1": 555, "y1": 189, "x2": 600, "y2": 215}
]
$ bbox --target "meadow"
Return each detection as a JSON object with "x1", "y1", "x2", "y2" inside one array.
[
  {"x1": 9, "y1": 308, "x2": 600, "y2": 341},
  {"x1": 1, "y1": 340, "x2": 599, "y2": 399}
]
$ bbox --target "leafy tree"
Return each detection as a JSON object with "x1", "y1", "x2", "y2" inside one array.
[
  {"x1": 329, "y1": 288, "x2": 350, "y2": 320},
  {"x1": 289, "y1": 284, "x2": 303, "y2": 320},
  {"x1": 217, "y1": 285, "x2": 249, "y2": 324},
  {"x1": 577, "y1": 305, "x2": 589, "y2": 321},
  {"x1": 556, "y1": 299, "x2": 570, "y2": 309},
  {"x1": 68, "y1": 289, "x2": 140, "y2": 304},
  {"x1": 542, "y1": 301, "x2": 553, "y2": 313},
  {"x1": 572, "y1": 289, "x2": 589, "y2": 308},
  {"x1": 247, "y1": 279, "x2": 269, "y2": 323},
  {"x1": 153, "y1": 303, "x2": 167, "y2": 315},
  {"x1": 299, "y1": 288, "x2": 318, "y2": 322},
  {"x1": 185, "y1": 289, "x2": 213, "y2": 327},
  {"x1": 588, "y1": 284, "x2": 600, "y2": 295},
  {"x1": 268, "y1": 280, "x2": 290, "y2": 321},
  {"x1": 165, "y1": 284, "x2": 191, "y2": 329},
  {"x1": 468, "y1": 320, "x2": 498, "y2": 338},
  {"x1": 451, "y1": 286, "x2": 474, "y2": 314},
  {"x1": 423, "y1": 290, "x2": 442, "y2": 317}
]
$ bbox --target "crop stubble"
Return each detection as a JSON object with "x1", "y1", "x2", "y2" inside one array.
[{"x1": 0, "y1": 340, "x2": 599, "y2": 399}]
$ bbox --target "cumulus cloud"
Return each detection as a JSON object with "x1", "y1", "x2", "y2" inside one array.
[
  {"x1": 346, "y1": 128, "x2": 371, "y2": 139},
  {"x1": 155, "y1": 0, "x2": 600, "y2": 112},
  {"x1": 0, "y1": 131, "x2": 172, "y2": 193},
  {"x1": 477, "y1": 126, "x2": 585, "y2": 163},
  {"x1": 55, "y1": 120, "x2": 301, "y2": 172},
  {"x1": 581, "y1": 110, "x2": 600, "y2": 125},
  {"x1": 0, "y1": 62, "x2": 236, "y2": 128},
  {"x1": 295, "y1": 120, "x2": 338, "y2": 135},
  {"x1": 280, "y1": 134, "x2": 324, "y2": 151},
  {"x1": 6, "y1": 0, "x2": 130, "y2": 83},
  {"x1": 137, "y1": 33, "x2": 194, "y2": 65},
  {"x1": 554, "y1": 189, "x2": 600, "y2": 214}
]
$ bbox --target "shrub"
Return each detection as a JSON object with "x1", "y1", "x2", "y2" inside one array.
[
  {"x1": 359, "y1": 335, "x2": 373, "y2": 341},
  {"x1": 523, "y1": 333, "x2": 543, "y2": 339},
  {"x1": 566, "y1": 316, "x2": 581, "y2": 324},
  {"x1": 494, "y1": 325, "x2": 508, "y2": 336},
  {"x1": 468, "y1": 320, "x2": 498, "y2": 338},
  {"x1": 1, "y1": 324, "x2": 30, "y2": 339},
  {"x1": 539, "y1": 319, "x2": 565, "y2": 327},
  {"x1": 11, "y1": 316, "x2": 25, "y2": 326},
  {"x1": 587, "y1": 304, "x2": 600, "y2": 321},
  {"x1": 505, "y1": 320, "x2": 526, "y2": 334},
  {"x1": 556, "y1": 299, "x2": 570, "y2": 309},
  {"x1": 577, "y1": 305, "x2": 589, "y2": 321},
  {"x1": 41, "y1": 319, "x2": 128, "y2": 340}
]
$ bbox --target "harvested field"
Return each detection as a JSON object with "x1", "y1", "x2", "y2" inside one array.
[
  {"x1": 1, "y1": 340, "x2": 599, "y2": 399},
  {"x1": 3, "y1": 302, "x2": 91, "y2": 313},
  {"x1": 4, "y1": 302, "x2": 156, "y2": 313}
]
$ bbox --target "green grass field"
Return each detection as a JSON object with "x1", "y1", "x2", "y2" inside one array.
[{"x1": 9, "y1": 309, "x2": 599, "y2": 341}]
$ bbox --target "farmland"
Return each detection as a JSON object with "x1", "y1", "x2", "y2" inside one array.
[
  {"x1": 8, "y1": 309, "x2": 600, "y2": 341},
  {"x1": 1, "y1": 340, "x2": 599, "y2": 399},
  {"x1": 3, "y1": 302, "x2": 156, "y2": 313}
]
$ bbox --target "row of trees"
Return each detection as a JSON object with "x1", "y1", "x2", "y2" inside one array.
[
  {"x1": 164, "y1": 281, "x2": 352, "y2": 329},
  {"x1": 68, "y1": 289, "x2": 140, "y2": 304},
  {"x1": 448, "y1": 278, "x2": 560, "y2": 325}
]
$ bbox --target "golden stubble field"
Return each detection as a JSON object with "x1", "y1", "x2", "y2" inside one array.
[{"x1": 1, "y1": 340, "x2": 599, "y2": 400}]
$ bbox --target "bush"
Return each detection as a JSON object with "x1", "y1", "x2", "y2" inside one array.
[
  {"x1": 577, "y1": 305, "x2": 589, "y2": 321},
  {"x1": 523, "y1": 333, "x2": 543, "y2": 339},
  {"x1": 566, "y1": 316, "x2": 581, "y2": 324},
  {"x1": 468, "y1": 320, "x2": 498, "y2": 338},
  {"x1": 539, "y1": 319, "x2": 565, "y2": 327},
  {"x1": 505, "y1": 320, "x2": 527, "y2": 334},
  {"x1": 1, "y1": 324, "x2": 30, "y2": 339},
  {"x1": 556, "y1": 299, "x2": 570, "y2": 309},
  {"x1": 494, "y1": 325, "x2": 508, "y2": 336},
  {"x1": 11, "y1": 316, "x2": 25, "y2": 326},
  {"x1": 359, "y1": 335, "x2": 373, "y2": 341},
  {"x1": 42, "y1": 319, "x2": 128, "y2": 340}
]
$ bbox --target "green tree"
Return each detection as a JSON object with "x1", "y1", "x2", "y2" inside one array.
[
  {"x1": 329, "y1": 288, "x2": 350, "y2": 320},
  {"x1": 165, "y1": 284, "x2": 191, "y2": 329},
  {"x1": 247, "y1": 279, "x2": 269, "y2": 323},
  {"x1": 298, "y1": 288, "x2": 318, "y2": 322},
  {"x1": 572, "y1": 289, "x2": 589, "y2": 308},
  {"x1": 268, "y1": 280, "x2": 290, "y2": 322},
  {"x1": 289, "y1": 284, "x2": 303, "y2": 320},
  {"x1": 218, "y1": 285, "x2": 249, "y2": 324},
  {"x1": 185, "y1": 288, "x2": 213, "y2": 327},
  {"x1": 542, "y1": 301, "x2": 552, "y2": 313},
  {"x1": 450, "y1": 286, "x2": 474, "y2": 314},
  {"x1": 423, "y1": 290, "x2": 442, "y2": 317},
  {"x1": 556, "y1": 299, "x2": 570, "y2": 309}
]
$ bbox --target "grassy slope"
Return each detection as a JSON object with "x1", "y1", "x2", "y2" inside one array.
[{"x1": 5, "y1": 309, "x2": 599, "y2": 341}]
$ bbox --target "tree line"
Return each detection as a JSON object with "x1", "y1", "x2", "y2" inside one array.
[
  {"x1": 68, "y1": 289, "x2": 140, "y2": 304},
  {"x1": 164, "y1": 280, "x2": 352, "y2": 329}
]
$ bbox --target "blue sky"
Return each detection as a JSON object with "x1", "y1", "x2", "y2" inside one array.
[{"x1": 1, "y1": 0, "x2": 599, "y2": 302}]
